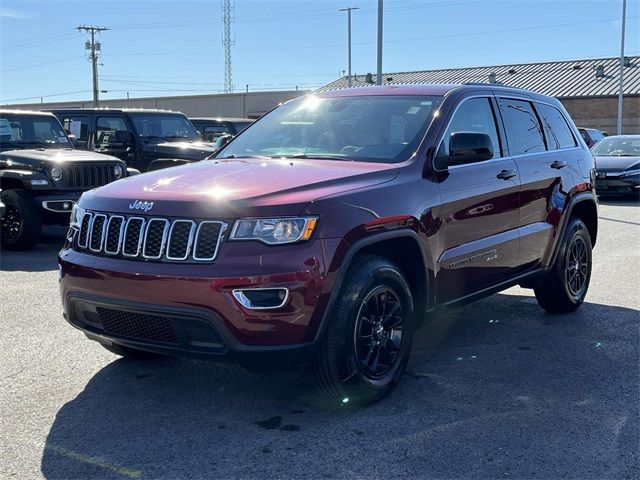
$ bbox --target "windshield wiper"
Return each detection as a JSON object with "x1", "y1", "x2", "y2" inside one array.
[{"x1": 280, "y1": 153, "x2": 353, "y2": 161}]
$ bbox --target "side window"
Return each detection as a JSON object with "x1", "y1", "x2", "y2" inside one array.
[
  {"x1": 62, "y1": 116, "x2": 89, "y2": 142},
  {"x1": 437, "y1": 97, "x2": 501, "y2": 163},
  {"x1": 498, "y1": 98, "x2": 546, "y2": 155},
  {"x1": 96, "y1": 117, "x2": 129, "y2": 145},
  {"x1": 537, "y1": 103, "x2": 576, "y2": 150},
  {"x1": 203, "y1": 124, "x2": 231, "y2": 142}
]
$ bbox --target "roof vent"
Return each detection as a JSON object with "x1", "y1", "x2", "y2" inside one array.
[
  {"x1": 365, "y1": 73, "x2": 375, "y2": 84},
  {"x1": 386, "y1": 76, "x2": 393, "y2": 82},
  {"x1": 595, "y1": 65, "x2": 605, "y2": 78},
  {"x1": 508, "y1": 69, "x2": 516, "y2": 74},
  {"x1": 488, "y1": 72, "x2": 497, "y2": 83},
  {"x1": 572, "y1": 65, "x2": 582, "y2": 70},
  {"x1": 623, "y1": 57, "x2": 632, "y2": 67}
]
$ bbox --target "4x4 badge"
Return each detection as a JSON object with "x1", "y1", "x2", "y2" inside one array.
[{"x1": 129, "y1": 200, "x2": 154, "y2": 212}]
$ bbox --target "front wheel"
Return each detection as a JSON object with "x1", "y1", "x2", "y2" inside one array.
[
  {"x1": 534, "y1": 217, "x2": 592, "y2": 313},
  {"x1": 0, "y1": 189, "x2": 41, "y2": 251},
  {"x1": 313, "y1": 255, "x2": 415, "y2": 406}
]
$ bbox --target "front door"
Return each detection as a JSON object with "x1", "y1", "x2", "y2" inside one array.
[
  {"x1": 432, "y1": 95, "x2": 521, "y2": 301},
  {"x1": 94, "y1": 115, "x2": 134, "y2": 165}
]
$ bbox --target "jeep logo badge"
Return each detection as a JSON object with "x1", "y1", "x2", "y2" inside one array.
[{"x1": 129, "y1": 200, "x2": 154, "y2": 212}]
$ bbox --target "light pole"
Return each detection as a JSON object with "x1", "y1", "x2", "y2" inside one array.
[
  {"x1": 376, "y1": 0, "x2": 383, "y2": 85},
  {"x1": 617, "y1": 0, "x2": 627, "y2": 135},
  {"x1": 339, "y1": 7, "x2": 359, "y2": 88}
]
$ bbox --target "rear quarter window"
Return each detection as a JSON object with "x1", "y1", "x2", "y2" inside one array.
[{"x1": 537, "y1": 103, "x2": 577, "y2": 150}]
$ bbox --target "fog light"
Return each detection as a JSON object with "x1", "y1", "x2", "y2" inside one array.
[{"x1": 232, "y1": 288, "x2": 289, "y2": 310}]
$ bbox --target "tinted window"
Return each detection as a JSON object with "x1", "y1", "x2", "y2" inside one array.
[
  {"x1": 130, "y1": 114, "x2": 199, "y2": 141},
  {"x1": 437, "y1": 97, "x2": 501, "y2": 161},
  {"x1": 537, "y1": 103, "x2": 576, "y2": 150},
  {"x1": 499, "y1": 98, "x2": 546, "y2": 155},
  {"x1": 202, "y1": 124, "x2": 231, "y2": 142},
  {"x1": 62, "y1": 116, "x2": 88, "y2": 142},
  {"x1": 0, "y1": 114, "x2": 70, "y2": 149},
  {"x1": 97, "y1": 117, "x2": 129, "y2": 145}
]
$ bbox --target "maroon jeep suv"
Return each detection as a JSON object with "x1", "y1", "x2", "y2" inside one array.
[{"x1": 59, "y1": 84, "x2": 597, "y2": 405}]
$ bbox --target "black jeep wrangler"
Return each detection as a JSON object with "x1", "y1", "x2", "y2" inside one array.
[
  {"x1": 49, "y1": 108, "x2": 217, "y2": 172},
  {"x1": 0, "y1": 110, "x2": 129, "y2": 250}
]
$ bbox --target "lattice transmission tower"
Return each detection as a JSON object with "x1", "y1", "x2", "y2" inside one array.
[{"x1": 221, "y1": 0, "x2": 234, "y2": 93}]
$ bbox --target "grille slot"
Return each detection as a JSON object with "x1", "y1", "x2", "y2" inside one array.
[
  {"x1": 142, "y1": 219, "x2": 169, "y2": 259},
  {"x1": 64, "y1": 164, "x2": 117, "y2": 189},
  {"x1": 123, "y1": 217, "x2": 145, "y2": 257},
  {"x1": 74, "y1": 212, "x2": 226, "y2": 262},
  {"x1": 104, "y1": 216, "x2": 124, "y2": 255},
  {"x1": 96, "y1": 307, "x2": 179, "y2": 344},
  {"x1": 194, "y1": 222, "x2": 224, "y2": 261},
  {"x1": 89, "y1": 214, "x2": 107, "y2": 252},
  {"x1": 167, "y1": 220, "x2": 195, "y2": 261}
]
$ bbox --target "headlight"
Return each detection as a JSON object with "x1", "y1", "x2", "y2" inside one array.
[
  {"x1": 69, "y1": 204, "x2": 85, "y2": 228},
  {"x1": 230, "y1": 217, "x2": 318, "y2": 244},
  {"x1": 51, "y1": 167, "x2": 63, "y2": 182},
  {"x1": 114, "y1": 164, "x2": 124, "y2": 179}
]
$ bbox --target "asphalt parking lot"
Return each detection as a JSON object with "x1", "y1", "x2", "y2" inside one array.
[{"x1": 1, "y1": 198, "x2": 638, "y2": 480}]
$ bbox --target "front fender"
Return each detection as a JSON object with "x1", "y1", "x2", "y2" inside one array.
[{"x1": 0, "y1": 169, "x2": 50, "y2": 190}]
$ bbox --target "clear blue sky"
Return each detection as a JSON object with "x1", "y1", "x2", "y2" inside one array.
[{"x1": 1, "y1": 0, "x2": 638, "y2": 104}]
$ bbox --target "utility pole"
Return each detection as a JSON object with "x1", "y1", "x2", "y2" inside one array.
[
  {"x1": 221, "y1": 0, "x2": 234, "y2": 94},
  {"x1": 77, "y1": 25, "x2": 109, "y2": 107},
  {"x1": 617, "y1": 0, "x2": 627, "y2": 135},
  {"x1": 339, "y1": 7, "x2": 359, "y2": 88},
  {"x1": 376, "y1": 0, "x2": 383, "y2": 85}
]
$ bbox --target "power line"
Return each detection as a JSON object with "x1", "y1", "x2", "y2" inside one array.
[
  {"x1": 0, "y1": 56, "x2": 82, "y2": 74},
  {"x1": 1, "y1": 90, "x2": 92, "y2": 104}
]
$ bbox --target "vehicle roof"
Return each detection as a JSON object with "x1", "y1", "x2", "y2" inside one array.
[
  {"x1": 596, "y1": 134, "x2": 640, "y2": 139},
  {"x1": 0, "y1": 109, "x2": 56, "y2": 117},
  {"x1": 190, "y1": 117, "x2": 253, "y2": 122},
  {"x1": 45, "y1": 108, "x2": 185, "y2": 115},
  {"x1": 316, "y1": 83, "x2": 558, "y2": 101}
]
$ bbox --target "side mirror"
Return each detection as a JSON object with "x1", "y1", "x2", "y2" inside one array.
[
  {"x1": 447, "y1": 132, "x2": 493, "y2": 167},
  {"x1": 215, "y1": 134, "x2": 233, "y2": 151}
]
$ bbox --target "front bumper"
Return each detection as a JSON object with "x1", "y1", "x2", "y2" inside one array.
[
  {"x1": 596, "y1": 173, "x2": 640, "y2": 195},
  {"x1": 58, "y1": 237, "x2": 343, "y2": 365}
]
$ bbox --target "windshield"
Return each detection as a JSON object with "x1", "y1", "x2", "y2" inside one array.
[
  {"x1": 129, "y1": 114, "x2": 199, "y2": 141},
  {"x1": 0, "y1": 114, "x2": 71, "y2": 150},
  {"x1": 219, "y1": 95, "x2": 442, "y2": 163},
  {"x1": 592, "y1": 136, "x2": 640, "y2": 156}
]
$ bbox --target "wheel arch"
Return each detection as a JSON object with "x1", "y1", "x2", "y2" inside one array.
[
  {"x1": 550, "y1": 192, "x2": 598, "y2": 267},
  {"x1": 314, "y1": 229, "x2": 432, "y2": 342}
]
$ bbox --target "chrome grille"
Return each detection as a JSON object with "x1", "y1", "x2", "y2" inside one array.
[
  {"x1": 75, "y1": 211, "x2": 226, "y2": 262},
  {"x1": 63, "y1": 164, "x2": 118, "y2": 189}
]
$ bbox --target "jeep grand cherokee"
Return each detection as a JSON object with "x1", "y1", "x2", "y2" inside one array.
[{"x1": 59, "y1": 84, "x2": 597, "y2": 405}]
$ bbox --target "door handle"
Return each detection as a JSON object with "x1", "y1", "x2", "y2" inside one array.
[
  {"x1": 496, "y1": 169, "x2": 517, "y2": 180},
  {"x1": 551, "y1": 160, "x2": 567, "y2": 169}
]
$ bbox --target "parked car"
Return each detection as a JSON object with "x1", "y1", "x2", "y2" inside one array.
[
  {"x1": 189, "y1": 117, "x2": 254, "y2": 143},
  {"x1": 0, "y1": 110, "x2": 129, "y2": 250},
  {"x1": 578, "y1": 127, "x2": 607, "y2": 148},
  {"x1": 59, "y1": 84, "x2": 597, "y2": 405},
  {"x1": 49, "y1": 108, "x2": 216, "y2": 172},
  {"x1": 592, "y1": 135, "x2": 640, "y2": 196}
]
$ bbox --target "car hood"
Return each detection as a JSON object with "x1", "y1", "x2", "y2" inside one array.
[
  {"x1": 143, "y1": 141, "x2": 216, "y2": 160},
  {"x1": 0, "y1": 148, "x2": 122, "y2": 164},
  {"x1": 595, "y1": 155, "x2": 640, "y2": 172},
  {"x1": 80, "y1": 157, "x2": 398, "y2": 217}
]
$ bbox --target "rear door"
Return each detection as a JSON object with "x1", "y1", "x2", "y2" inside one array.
[
  {"x1": 433, "y1": 95, "x2": 521, "y2": 301},
  {"x1": 497, "y1": 96, "x2": 575, "y2": 269}
]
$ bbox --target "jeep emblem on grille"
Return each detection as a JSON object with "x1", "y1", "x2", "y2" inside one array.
[{"x1": 129, "y1": 200, "x2": 154, "y2": 212}]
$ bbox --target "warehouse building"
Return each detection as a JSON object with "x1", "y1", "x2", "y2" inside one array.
[
  {"x1": 6, "y1": 56, "x2": 639, "y2": 133},
  {"x1": 319, "y1": 56, "x2": 640, "y2": 134}
]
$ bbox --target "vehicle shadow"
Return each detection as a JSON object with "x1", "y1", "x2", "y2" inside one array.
[
  {"x1": 598, "y1": 195, "x2": 640, "y2": 207},
  {"x1": 0, "y1": 226, "x2": 66, "y2": 272},
  {"x1": 40, "y1": 293, "x2": 639, "y2": 479}
]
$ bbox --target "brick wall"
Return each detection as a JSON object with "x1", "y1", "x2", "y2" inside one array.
[{"x1": 560, "y1": 96, "x2": 639, "y2": 134}]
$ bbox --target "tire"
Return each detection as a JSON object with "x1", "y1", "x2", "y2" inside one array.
[
  {"x1": 534, "y1": 217, "x2": 592, "y2": 313},
  {"x1": 0, "y1": 189, "x2": 42, "y2": 251},
  {"x1": 313, "y1": 255, "x2": 415, "y2": 406},
  {"x1": 100, "y1": 342, "x2": 165, "y2": 360}
]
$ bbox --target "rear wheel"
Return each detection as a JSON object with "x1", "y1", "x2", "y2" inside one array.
[
  {"x1": 0, "y1": 189, "x2": 41, "y2": 251},
  {"x1": 99, "y1": 342, "x2": 166, "y2": 360},
  {"x1": 313, "y1": 255, "x2": 415, "y2": 406},
  {"x1": 535, "y1": 217, "x2": 592, "y2": 313}
]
